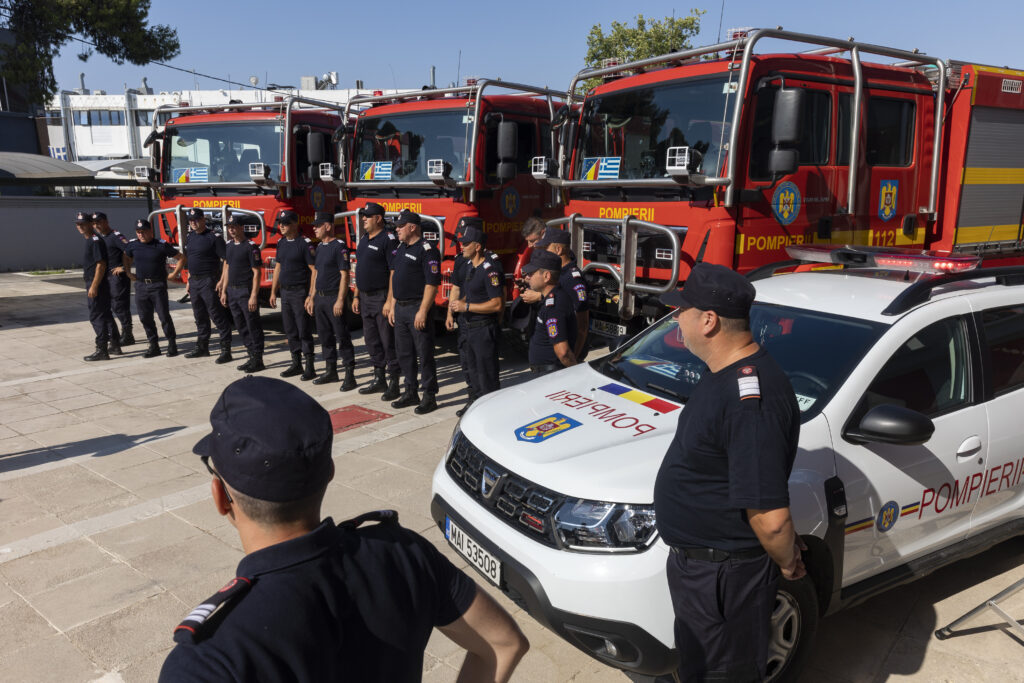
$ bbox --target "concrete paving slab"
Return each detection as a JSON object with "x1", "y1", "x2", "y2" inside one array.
[
  {"x1": 0, "y1": 633, "x2": 105, "y2": 683},
  {"x1": 67, "y1": 593, "x2": 189, "y2": 672},
  {"x1": 29, "y1": 563, "x2": 162, "y2": 631},
  {"x1": 0, "y1": 537, "x2": 117, "y2": 596}
]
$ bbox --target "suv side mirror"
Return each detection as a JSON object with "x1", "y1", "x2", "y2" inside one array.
[
  {"x1": 496, "y1": 121, "x2": 517, "y2": 182},
  {"x1": 768, "y1": 87, "x2": 803, "y2": 177},
  {"x1": 845, "y1": 404, "x2": 935, "y2": 446}
]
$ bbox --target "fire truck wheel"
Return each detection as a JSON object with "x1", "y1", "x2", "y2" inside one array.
[{"x1": 765, "y1": 575, "x2": 819, "y2": 683}]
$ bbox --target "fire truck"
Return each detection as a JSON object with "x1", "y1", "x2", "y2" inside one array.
[
  {"x1": 134, "y1": 96, "x2": 347, "y2": 294},
  {"x1": 319, "y1": 80, "x2": 566, "y2": 304},
  {"x1": 530, "y1": 28, "x2": 1024, "y2": 341}
]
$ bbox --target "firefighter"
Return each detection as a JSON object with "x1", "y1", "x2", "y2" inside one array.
[
  {"x1": 180, "y1": 208, "x2": 233, "y2": 364},
  {"x1": 538, "y1": 229, "x2": 590, "y2": 360},
  {"x1": 306, "y1": 212, "x2": 356, "y2": 390},
  {"x1": 270, "y1": 211, "x2": 317, "y2": 381},
  {"x1": 384, "y1": 210, "x2": 440, "y2": 413},
  {"x1": 218, "y1": 216, "x2": 265, "y2": 373},
  {"x1": 353, "y1": 203, "x2": 400, "y2": 400},
  {"x1": 91, "y1": 211, "x2": 133, "y2": 349},
  {"x1": 125, "y1": 219, "x2": 183, "y2": 358},
  {"x1": 75, "y1": 211, "x2": 118, "y2": 361},
  {"x1": 523, "y1": 249, "x2": 576, "y2": 375},
  {"x1": 447, "y1": 220, "x2": 503, "y2": 416}
]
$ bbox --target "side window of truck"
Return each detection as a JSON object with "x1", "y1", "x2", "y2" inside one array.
[
  {"x1": 980, "y1": 305, "x2": 1024, "y2": 396},
  {"x1": 838, "y1": 95, "x2": 916, "y2": 166},
  {"x1": 484, "y1": 119, "x2": 537, "y2": 182},
  {"x1": 749, "y1": 87, "x2": 831, "y2": 180}
]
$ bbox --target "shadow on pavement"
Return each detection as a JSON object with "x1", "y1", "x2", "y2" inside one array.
[{"x1": 0, "y1": 426, "x2": 186, "y2": 475}]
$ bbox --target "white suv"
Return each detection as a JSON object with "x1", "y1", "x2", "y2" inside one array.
[{"x1": 430, "y1": 248, "x2": 1024, "y2": 680}]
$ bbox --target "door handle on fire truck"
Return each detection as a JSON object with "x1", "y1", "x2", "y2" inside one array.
[{"x1": 955, "y1": 436, "x2": 982, "y2": 460}]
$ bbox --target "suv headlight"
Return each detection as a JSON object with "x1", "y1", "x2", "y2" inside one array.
[{"x1": 553, "y1": 498, "x2": 658, "y2": 552}]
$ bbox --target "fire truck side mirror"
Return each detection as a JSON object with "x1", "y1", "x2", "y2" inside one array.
[
  {"x1": 771, "y1": 87, "x2": 804, "y2": 147},
  {"x1": 497, "y1": 121, "x2": 518, "y2": 166},
  {"x1": 768, "y1": 149, "x2": 799, "y2": 177},
  {"x1": 307, "y1": 132, "x2": 327, "y2": 164},
  {"x1": 150, "y1": 141, "x2": 161, "y2": 171}
]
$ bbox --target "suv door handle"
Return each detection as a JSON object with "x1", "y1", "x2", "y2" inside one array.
[{"x1": 956, "y1": 436, "x2": 982, "y2": 460}]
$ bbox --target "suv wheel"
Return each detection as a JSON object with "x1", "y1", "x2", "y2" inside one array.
[{"x1": 765, "y1": 576, "x2": 819, "y2": 682}]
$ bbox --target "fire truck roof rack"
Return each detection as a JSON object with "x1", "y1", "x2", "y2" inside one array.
[{"x1": 562, "y1": 29, "x2": 947, "y2": 218}]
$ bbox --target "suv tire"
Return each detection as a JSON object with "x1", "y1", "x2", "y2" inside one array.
[{"x1": 766, "y1": 575, "x2": 819, "y2": 682}]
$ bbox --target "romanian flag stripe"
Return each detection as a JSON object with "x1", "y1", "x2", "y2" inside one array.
[
  {"x1": 844, "y1": 517, "x2": 874, "y2": 534},
  {"x1": 900, "y1": 502, "x2": 921, "y2": 517},
  {"x1": 598, "y1": 383, "x2": 680, "y2": 413}
]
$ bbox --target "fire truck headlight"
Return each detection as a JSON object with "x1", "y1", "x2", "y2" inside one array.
[{"x1": 553, "y1": 499, "x2": 658, "y2": 552}]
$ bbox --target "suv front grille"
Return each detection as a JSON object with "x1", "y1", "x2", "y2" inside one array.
[{"x1": 446, "y1": 432, "x2": 569, "y2": 549}]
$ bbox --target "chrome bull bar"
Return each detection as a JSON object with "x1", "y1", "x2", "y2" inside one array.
[
  {"x1": 333, "y1": 209, "x2": 446, "y2": 256},
  {"x1": 147, "y1": 205, "x2": 268, "y2": 251}
]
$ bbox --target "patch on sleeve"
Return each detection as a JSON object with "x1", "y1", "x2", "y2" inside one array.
[
  {"x1": 429, "y1": 260, "x2": 439, "y2": 274},
  {"x1": 737, "y1": 365, "x2": 761, "y2": 400},
  {"x1": 173, "y1": 576, "x2": 253, "y2": 643},
  {"x1": 489, "y1": 272, "x2": 500, "y2": 287},
  {"x1": 574, "y1": 283, "x2": 586, "y2": 301},
  {"x1": 546, "y1": 317, "x2": 559, "y2": 338}
]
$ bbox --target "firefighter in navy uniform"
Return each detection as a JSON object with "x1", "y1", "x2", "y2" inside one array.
[
  {"x1": 653, "y1": 263, "x2": 803, "y2": 683},
  {"x1": 180, "y1": 208, "x2": 233, "y2": 363},
  {"x1": 353, "y1": 202, "x2": 400, "y2": 400},
  {"x1": 124, "y1": 219, "x2": 183, "y2": 358},
  {"x1": 218, "y1": 216, "x2": 265, "y2": 373},
  {"x1": 523, "y1": 250, "x2": 577, "y2": 375},
  {"x1": 270, "y1": 211, "x2": 317, "y2": 381},
  {"x1": 158, "y1": 376, "x2": 529, "y2": 682},
  {"x1": 384, "y1": 210, "x2": 440, "y2": 414},
  {"x1": 537, "y1": 228, "x2": 590, "y2": 361},
  {"x1": 306, "y1": 212, "x2": 356, "y2": 390},
  {"x1": 75, "y1": 211, "x2": 118, "y2": 361},
  {"x1": 91, "y1": 211, "x2": 133, "y2": 348},
  {"x1": 447, "y1": 221, "x2": 503, "y2": 416}
]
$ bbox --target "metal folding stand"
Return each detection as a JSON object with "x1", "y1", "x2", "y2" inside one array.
[{"x1": 934, "y1": 576, "x2": 1024, "y2": 641}]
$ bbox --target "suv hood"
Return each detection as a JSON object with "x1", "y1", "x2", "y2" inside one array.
[{"x1": 458, "y1": 363, "x2": 680, "y2": 503}]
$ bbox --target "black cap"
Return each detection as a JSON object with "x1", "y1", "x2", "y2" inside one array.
[
  {"x1": 362, "y1": 202, "x2": 385, "y2": 217},
  {"x1": 185, "y1": 208, "x2": 205, "y2": 221},
  {"x1": 456, "y1": 216, "x2": 484, "y2": 240},
  {"x1": 395, "y1": 209, "x2": 421, "y2": 227},
  {"x1": 660, "y1": 263, "x2": 755, "y2": 318},
  {"x1": 507, "y1": 295, "x2": 532, "y2": 331},
  {"x1": 461, "y1": 225, "x2": 485, "y2": 245},
  {"x1": 314, "y1": 211, "x2": 335, "y2": 225},
  {"x1": 227, "y1": 214, "x2": 247, "y2": 227},
  {"x1": 521, "y1": 249, "x2": 562, "y2": 275},
  {"x1": 193, "y1": 377, "x2": 333, "y2": 503},
  {"x1": 275, "y1": 210, "x2": 298, "y2": 225},
  {"x1": 75, "y1": 211, "x2": 90, "y2": 223},
  {"x1": 91, "y1": 211, "x2": 107, "y2": 221},
  {"x1": 540, "y1": 227, "x2": 570, "y2": 246},
  {"x1": 135, "y1": 218, "x2": 152, "y2": 231}
]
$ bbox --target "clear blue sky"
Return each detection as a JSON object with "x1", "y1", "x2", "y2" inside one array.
[{"x1": 52, "y1": 0, "x2": 1023, "y2": 95}]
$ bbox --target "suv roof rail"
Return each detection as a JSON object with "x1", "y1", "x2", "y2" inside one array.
[{"x1": 882, "y1": 266, "x2": 1024, "y2": 316}]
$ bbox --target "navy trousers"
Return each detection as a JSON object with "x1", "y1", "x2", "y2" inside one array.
[
  {"x1": 313, "y1": 292, "x2": 355, "y2": 367},
  {"x1": 360, "y1": 289, "x2": 398, "y2": 373},
  {"x1": 393, "y1": 302, "x2": 437, "y2": 394},
  {"x1": 189, "y1": 276, "x2": 232, "y2": 346},
  {"x1": 460, "y1": 319, "x2": 500, "y2": 398},
  {"x1": 87, "y1": 279, "x2": 113, "y2": 346},
  {"x1": 135, "y1": 280, "x2": 175, "y2": 343},
  {"x1": 280, "y1": 286, "x2": 314, "y2": 354},
  {"x1": 226, "y1": 285, "x2": 264, "y2": 355},
  {"x1": 106, "y1": 272, "x2": 131, "y2": 340}
]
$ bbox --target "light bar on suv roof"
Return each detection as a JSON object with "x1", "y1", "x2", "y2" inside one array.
[{"x1": 785, "y1": 244, "x2": 980, "y2": 274}]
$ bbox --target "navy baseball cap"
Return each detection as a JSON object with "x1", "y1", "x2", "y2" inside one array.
[
  {"x1": 536, "y1": 227, "x2": 570, "y2": 249},
  {"x1": 660, "y1": 263, "x2": 755, "y2": 318},
  {"x1": 194, "y1": 377, "x2": 334, "y2": 502},
  {"x1": 275, "y1": 210, "x2": 298, "y2": 225},
  {"x1": 91, "y1": 211, "x2": 107, "y2": 221},
  {"x1": 227, "y1": 214, "x2": 247, "y2": 227},
  {"x1": 461, "y1": 225, "x2": 485, "y2": 245},
  {"x1": 75, "y1": 211, "x2": 90, "y2": 223},
  {"x1": 395, "y1": 209, "x2": 421, "y2": 227},
  {"x1": 314, "y1": 211, "x2": 335, "y2": 225},
  {"x1": 521, "y1": 249, "x2": 562, "y2": 275},
  {"x1": 185, "y1": 208, "x2": 205, "y2": 221},
  {"x1": 362, "y1": 202, "x2": 385, "y2": 217},
  {"x1": 456, "y1": 216, "x2": 484, "y2": 239},
  {"x1": 135, "y1": 219, "x2": 152, "y2": 230}
]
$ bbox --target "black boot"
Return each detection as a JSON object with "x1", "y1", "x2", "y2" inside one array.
[
  {"x1": 312, "y1": 361, "x2": 338, "y2": 385},
  {"x1": 185, "y1": 340, "x2": 210, "y2": 358},
  {"x1": 415, "y1": 392, "x2": 437, "y2": 415},
  {"x1": 358, "y1": 367, "x2": 387, "y2": 395},
  {"x1": 215, "y1": 342, "x2": 233, "y2": 364},
  {"x1": 391, "y1": 388, "x2": 420, "y2": 409},
  {"x1": 166, "y1": 338, "x2": 179, "y2": 357},
  {"x1": 109, "y1": 338, "x2": 123, "y2": 356},
  {"x1": 143, "y1": 341, "x2": 161, "y2": 358},
  {"x1": 300, "y1": 354, "x2": 317, "y2": 381},
  {"x1": 380, "y1": 372, "x2": 401, "y2": 401},
  {"x1": 84, "y1": 343, "x2": 110, "y2": 362},
  {"x1": 246, "y1": 354, "x2": 265, "y2": 373},
  {"x1": 237, "y1": 352, "x2": 254, "y2": 372},
  {"x1": 280, "y1": 351, "x2": 302, "y2": 377},
  {"x1": 339, "y1": 365, "x2": 357, "y2": 392},
  {"x1": 120, "y1": 329, "x2": 135, "y2": 346}
]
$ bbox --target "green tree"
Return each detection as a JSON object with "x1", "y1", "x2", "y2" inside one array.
[
  {"x1": 0, "y1": 0, "x2": 179, "y2": 107},
  {"x1": 584, "y1": 12, "x2": 704, "y2": 89}
]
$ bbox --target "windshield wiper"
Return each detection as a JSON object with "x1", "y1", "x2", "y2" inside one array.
[
  {"x1": 646, "y1": 382, "x2": 686, "y2": 403},
  {"x1": 598, "y1": 357, "x2": 637, "y2": 387}
]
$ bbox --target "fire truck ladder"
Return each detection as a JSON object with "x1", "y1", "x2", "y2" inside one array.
[{"x1": 934, "y1": 575, "x2": 1024, "y2": 643}]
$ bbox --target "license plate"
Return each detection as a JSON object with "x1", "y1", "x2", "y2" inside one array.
[
  {"x1": 445, "y1": 517, "x2": 502, "y2": 586},
  {"x1": 591, "y1": 318, "x2": 627, "y2": 337}
]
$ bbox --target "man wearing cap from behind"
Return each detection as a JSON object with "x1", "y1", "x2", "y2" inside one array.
[
  {"x1": 305, "y1": 211, "x2": 357, "y2": 390},
  {"x1": 124, "y1": 218, "x2": 184, "y2": 357},
  {"x1": 653, "y1": 263, "x2": 803, "y2": 682},
  {"x1": 75, "y1": 211, "x2": 118, "y2": 361},
  {"x1": 160, "y1": 376, "x2": 529, "y2": 681},
  {"x1": 180, "y1": 208, "x2": 234, "y2": 363},
  {"x1": 524, "y1": 249, "x2": 577, "y2": 375},
  {"x1": 270, "y1": 210, "x2": 318, "y2": 381},
  {"x1": 353, "y1": 202, "x2": 400, "y2": 399},
  {"x1": 91, "y1": 211, "x2": 134, "y2": 348}
]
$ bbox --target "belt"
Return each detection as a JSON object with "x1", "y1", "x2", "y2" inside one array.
[
  {"x1": 189, "y1": 274, "x2": 217, "y2": 281},
  {"x1": 139, "y1": 278, "x2": 166, "y2": 284},
  {"x1": 396, "y1": 298, "x2": 421, "y2": 306},
  {"x1": 360, "y1": 287, "x2": 386, "y2": 296},
  {"x1": 282, "y1": 284, "x2": 308, "y2": 291},
  {"x1": 463, "y1": 318, "x2": 497, "y2": 329},
  {"x1": 529, "y1": 363, "x2": 560, "y2": 374},
  {"x1": 316, "y1": 289, "x2": 339, "y2": 297},
  {"x1": 669, "y1": 546, "x2": 766, "y2": 562},
  {"x1": 227, "y1": 283, "x2": 251, "y2": 289}
]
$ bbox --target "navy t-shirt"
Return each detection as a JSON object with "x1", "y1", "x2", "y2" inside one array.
[
  {"x1": 158, "y1": 518, "x2": 476, "y2": 683},
  {"x1": 460, "y1": 252, "x2": 504, "y2": 322},
  {"x1": 559, "y1": 260, "x2": 589, "y2": 313},
  {"x1": 313, "y1": 239, "x2": 349, "y2": 292},
  {"x1": 101, "y1": 230, "x2": 130, "y2": 275},
  {"x1": 275, "y1": 237, "x2": 315, "y2": 287},
  {"x1": 125, "y1": 238, "x2": 178, "y2": 281},
  {"x1": 355, "y1": 229, "x2": 396, "y2": 291},
  {"x1": 528, "y1": 287, "x2": 577, "y2": 366},
  {"x1": 225, "y1": 240, "x2": 262, "y2": 286},
  {"x1": 185, "y1": 229, "x2": 227, "y2": 277},
  {"x1": 83, "y1": 235, "x2": 108, "y2": 283},
  {"x1": 390, "y1": 238, "x2": 440, "y2": 300},
  {"x1": 653, "y1": 348, "x2": 800, "y2": 551}
]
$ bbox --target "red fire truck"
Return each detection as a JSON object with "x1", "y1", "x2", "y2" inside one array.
[
  {"x1": 320, "y1": 80, "x2": 566, "y2": 304},
  {"x1": 531, "y1": 28, "x2": 1024, "y2": 341},
  {"x1": 135, "y1": 96, "x2": 347, "y2": 294}
]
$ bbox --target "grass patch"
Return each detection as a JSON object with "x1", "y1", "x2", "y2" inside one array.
[{"x1": 27, "y1": 269, "x2": 68, "y2": 275}]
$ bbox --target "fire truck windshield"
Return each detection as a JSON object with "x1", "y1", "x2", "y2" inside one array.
[
  {"x1": 577, "y1": 75, "x2": 732, "y2": 181},
  {"x1": 353, "y1": 110, "x2": 471, "y2": 182},
  {"x1": 166, "y1": 122, "x2": 283, "y2": 184}
]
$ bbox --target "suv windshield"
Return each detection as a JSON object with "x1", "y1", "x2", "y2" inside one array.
[
  {"x1": 353, "y1": 110, "x2": 472, "y2": 182},
  {"x1": 166, "y1": 122, "x2": 283, "y2": 183},
  {"x1": 577, "y1": 75, "x2": 731, "y2": 180},
  {"x1": 599, "y1": 303, "x2": 886, "y2": 421}
]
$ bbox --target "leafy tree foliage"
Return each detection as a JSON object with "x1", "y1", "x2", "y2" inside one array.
[
  {"x1": 0, "y1": 0, "x2": 179, "y2": 107},
  {"x1": 584, "y1": 12, "x2": 704, "y2": 88}
]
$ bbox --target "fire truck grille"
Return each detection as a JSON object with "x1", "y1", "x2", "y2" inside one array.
[{"x1": 446, "y1": 432, "x2": 567, "y2": 549}]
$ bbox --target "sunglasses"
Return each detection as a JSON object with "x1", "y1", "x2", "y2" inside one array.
[{"x1": 201, "y1": 455, "x2": 233, "y2": 503}]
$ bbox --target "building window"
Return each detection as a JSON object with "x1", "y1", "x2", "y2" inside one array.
[{"x1": 135, "y1": 110, "x2": 154, "y2": 126}]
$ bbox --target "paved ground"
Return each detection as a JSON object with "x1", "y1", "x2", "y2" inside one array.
[{"x1": 0, "y1": 271, "x2": 1021, "y2": 682}]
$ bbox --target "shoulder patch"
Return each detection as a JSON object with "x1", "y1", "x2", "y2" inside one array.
[
  {"x1": 544, "y1": 295, "x2": 555, "y2": 306},
  {"x1": 173, "y1": 576, "x2": 253, "y2": 644},
  {"x1": 574, "y1": 283, "x2": 586, "y2": 301},
  {"x1": 571, "y1": 268, "x2": 582, "y2": 278},
  {"x1": 546, "y1": 317, "x2": 559, "y2": 338},
  {"x1": 482, "y1": 261, "x2": 492, "y2": 270},
  {"x1": 422, "y1": 241, "x2": 432, "y2": 250},
  {"x1": 387, "y1": 233, "x2": 396, "y2": 240},
  {"x1": 158, "y1": 239, "x2": 168, "y2": 244},
  {"x1": 90, "y1": 235, "x2": 100, "y2": 241},
  {"x1": 304, "y1": 237, "x2": 312, "y2": 242},
  {"x1": 737, "y1": 365, "x2": 761, "y2": 401}
]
